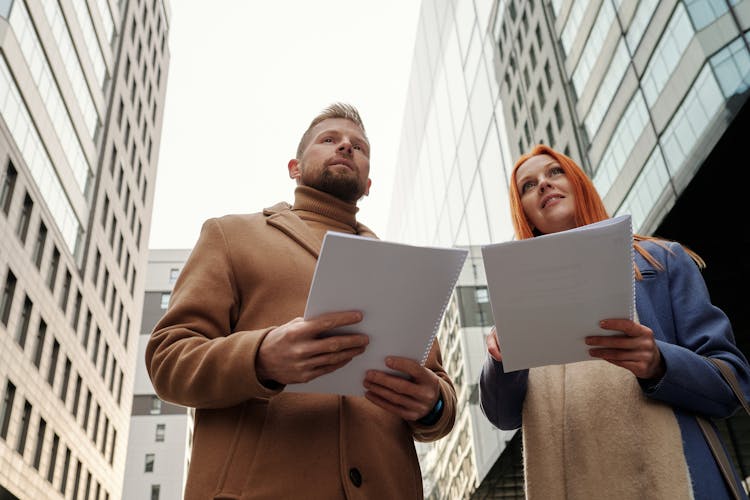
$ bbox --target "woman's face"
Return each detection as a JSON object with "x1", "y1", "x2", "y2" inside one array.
[{"x1": 515, "y1": 154, "x2": 578, "y2": 235}]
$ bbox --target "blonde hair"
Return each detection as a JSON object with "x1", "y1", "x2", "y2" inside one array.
[
  {"x1": 296, "y1": 103, "x2": 368, "y2": 159},
  {"x1": 509, "y1": 145, "x2": 705, "y2": 278}
]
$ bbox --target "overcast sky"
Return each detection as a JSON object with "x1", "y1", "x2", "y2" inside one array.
[{"x1": 148, "y1": 1, "x2": 423, "y2": 249}]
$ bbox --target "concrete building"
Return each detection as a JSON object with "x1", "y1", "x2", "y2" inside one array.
[
  {"x1": 390, "y1": 0, "x2": 749, "y2": 496},
  {"x1": 123, "y1": 249, "x2": 192, "y2": 500},
  {"x1": 0, "y1": 0, "x2": 170, "y2": 498}
]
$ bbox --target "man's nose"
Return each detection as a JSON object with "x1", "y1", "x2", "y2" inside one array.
[{"x1": 337, "y1": 141, "x2": 353, "y2": 155}]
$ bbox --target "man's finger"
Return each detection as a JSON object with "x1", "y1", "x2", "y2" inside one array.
[
  {"x1": 383, "y1": 356, "x2": 424, "y2": 379},
  {"x1": 365, "y1": 370, "x2": 419, "y2": 398}
]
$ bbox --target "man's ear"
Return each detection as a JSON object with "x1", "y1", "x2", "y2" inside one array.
[
  {"x1": 364, "y1": 178, "x2": 372, "y2": 196},
  {"x1": 288, "y1": 159, "x2": 301, "y2": 181}
]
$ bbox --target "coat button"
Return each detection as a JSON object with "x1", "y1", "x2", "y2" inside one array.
[{"x1": 349, "y1": 467, "x2": 362, "y2": 487}]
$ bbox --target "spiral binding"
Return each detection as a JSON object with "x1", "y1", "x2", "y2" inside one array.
[
  {"x1": 420, "y1": 253, "x2": 467, "y2": 365},
  {"x1": 627, "y1": 215, "x2": 636, "y2": 322}
]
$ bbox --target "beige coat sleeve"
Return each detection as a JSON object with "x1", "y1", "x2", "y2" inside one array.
[
  {"x1": 145, "y1": 219, "x2": 282, "y2": 408},
  {"x1": 409, "y1": 339, "x2": 457, "y2": 442}
]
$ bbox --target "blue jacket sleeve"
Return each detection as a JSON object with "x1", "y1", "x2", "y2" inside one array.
[
  {"x1": 642, "y1": 243, "x2": 750, "y2": 418},
  {"x1": 479, "y1": 355, "x2": 528, "y2": 430}
]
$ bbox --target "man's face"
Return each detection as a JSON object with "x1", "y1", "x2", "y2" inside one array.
[{"x1": 288, "y1": 118, "x2": 371, "y2": 203}]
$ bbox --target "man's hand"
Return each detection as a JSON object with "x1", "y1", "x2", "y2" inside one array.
[
  {"x1": 486, "y1": 327, "x2": 502, "y2": 362},
  {"x1": 586, "y1": 319, "x2": 665, "y2": 380},
  {"x1": 256, "y1": 311, "x2": 369, "y2": 386},
  {"x1": 363, "y1": 357, "x2": 441, "y2": 422}
]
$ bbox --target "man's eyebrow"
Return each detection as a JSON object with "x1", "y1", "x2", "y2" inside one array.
[{"x1": 314, "y1": 128, "x2": 369, "y2": 147}]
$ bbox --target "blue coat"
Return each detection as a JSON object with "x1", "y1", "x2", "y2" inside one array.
[{"x1": 479, "y1": 241, "x2": 750, "y2": 499}]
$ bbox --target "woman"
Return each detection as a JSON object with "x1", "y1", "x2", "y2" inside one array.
[{"x1": 479, "y1": 144, "x2": 750, "y2": 499}]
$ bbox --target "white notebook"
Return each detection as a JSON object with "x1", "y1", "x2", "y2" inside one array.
[
  {"x1": 287, "y1": 232, "x2": 468, "y2": 396},
  {"x1": 481, "y1": 215, "x2": 634, "y2": 372}
]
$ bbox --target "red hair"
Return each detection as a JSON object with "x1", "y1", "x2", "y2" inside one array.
[{"x1": 509, "y1": 145, "x2": 704, "y2": 277}]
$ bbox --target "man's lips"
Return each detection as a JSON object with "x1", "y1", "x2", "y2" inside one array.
[{"x1": 326, "y1": 157, "x2": 355, "y2": 170}]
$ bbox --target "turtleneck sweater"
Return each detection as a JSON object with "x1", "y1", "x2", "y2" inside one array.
[{"x1": 291, "y1": 185, "x2": 361, "y2": 239}]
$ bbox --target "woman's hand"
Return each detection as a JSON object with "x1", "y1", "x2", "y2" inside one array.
[
  {"x1": 586, "y1": 319, "x2": 665, "y2": 380},
  {"x1": 486, "y1": 327, "x2": 503, "y2": 362}
]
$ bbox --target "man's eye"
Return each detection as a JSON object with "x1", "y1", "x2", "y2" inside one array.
[
  {"x1": 323, "y1": 138, "x2": 334, "y2": 143},
  {"x1": 353, "y1": 144, "x2": 361, "y2": 150}
]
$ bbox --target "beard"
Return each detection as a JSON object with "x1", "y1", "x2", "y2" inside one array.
[{"x1": 299, "y1": 164, "x2": 367, "y2": 203}]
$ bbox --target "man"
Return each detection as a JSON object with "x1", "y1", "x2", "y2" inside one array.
[{"x1": 146, "y1": 103, "x2": 456, "y2": 499}]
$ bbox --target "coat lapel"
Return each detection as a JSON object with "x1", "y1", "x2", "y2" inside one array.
[{"x1": 263, "y1": 202, "x2": 321, "y2": 259}]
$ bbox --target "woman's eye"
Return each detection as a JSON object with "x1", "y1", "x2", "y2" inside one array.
[
  {"x1": 521, "y1": 181, "x2": 535, "y2": 193},
  {"x1": 550, "y1": 166, "x2": 564, "y2": 175}
]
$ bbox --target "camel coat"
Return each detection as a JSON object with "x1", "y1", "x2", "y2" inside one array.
[{"x1": 146, "y1": 188, "x2": 456, "y2": 499}]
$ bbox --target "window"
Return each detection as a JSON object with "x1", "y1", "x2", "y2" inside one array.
[
  {"x1": 100, "y1": 417, "x2": 109, "y2": 454},
  {"x1": 101, "y1": 270, "x2": 109, "y2": 301},
  {"x1": 48, "y1": 339, "x2": 60, "y2": 386},
  {"x1": 109, "y1": 429, "x2": 117, "y2": 464},
  {"x1": 151, "y1": 484, "x2": 160, "y2": 500},
  {"x1": 60, "y1": 447, "x2": 71, "y2": 494},
  {"x1": 529, "y1": 46, "x2": 537, "y2": 69},
  {"x1": 47, "y1": 247, "x2": 60, "y2": 291},
  {"x1": 116, "y1": 369, "x2": 124, "y2": 405},
  {"x1": 1, "y1": 380, "x2": 16, "y2": 439},
  {"x1": 32, "y1": 417, "x2": 46, "y2": 469},
  {"x1": 1, "y1": 270, "x2": 17, "y2": 326},
  {"x1": 530, "y1": 102, "x2": 538, "y2": 128},
  {"x1": 59, "y1": 270, "x2": 72, "y2": 312},
  {"x1": 168, "y1": 268, "x2": 179, "y2": 284},
  {"x1": 32, "y1": 320, "x2": 47, "y2": 367},
  {"x1": 32, "y1": 222, "x2": 47, "y2": 268},
  {"x1": 92, "y1": 328, "x2": 101, "y2": 364},
  {"x1": 82, "y1": 311, "x2": 92, "y2": 350},
  {"x1": 60, "y1": 358, "x2": 72, "y2": 402},
  {"x1": 160, "y1": 293, "x2": 170, "y2": 309},
  {"x1": 145, "y1": 453, "x2": 155, "y2": 472},
  {"x1": 547, "y1": 121, "x2": 556, "y2": 147},
  {"x1": 536, "y1": 82, "x2": 546, "y2": 108},
  {"x1": 47, "y1": 433, "x2": 59, "y2": 483},
  {"x1": 101, "y1": 195, "x2": 109, "y2": 228},
  {"x1": 554, "y1": 101, "x2": 564, "y2": 130},
  {"x1": 15, "y1": 295, "x2": 33, "y2": 348},
  {"x1": 91, "y1": 249, "x2": 102, "y2": 285},
  {"x1": 92, "y1": 404, "x2": 101, "y2": 442},
  {"x1": 101, "y1": 344, "x2": 109, "y2": 378},
  {"x1": 72, "y1": 460, "x2": 82, "y2": 499},
  {"x1": 82, "y1": 390, "x2": 92, "y2": 430},
  {"x1": 16, "y1": 193, "x2": 33, "y2": 243},
  {"x1": 150, "y1": 396, "x2": 162, "y2": 415},
  {"x1": 544, "y1": 60, "x2": 553, "y2": 88},
  {"x1": 0, "y1": 162, "x2": 18, "y2": 215},
  {"x1": 155, "y1": 423, "x2": 165, "y2": 442},
  {"x1": 16, "y1": 400, "x2": 32, "y2": 455},
  {"x1": 72, "y1": 375, "x2": 82, "y2": 418},
  {"x1": 535, "y1": 24, "x2": 542, "y2": 48}
]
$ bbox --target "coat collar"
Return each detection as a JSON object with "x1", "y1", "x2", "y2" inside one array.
[
  {"x1": 263, "y1": 202, "x2": 322, "y2": 258},
  {"x1": 262, "y1": 197, "x2": 378, "y2": 259}
]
